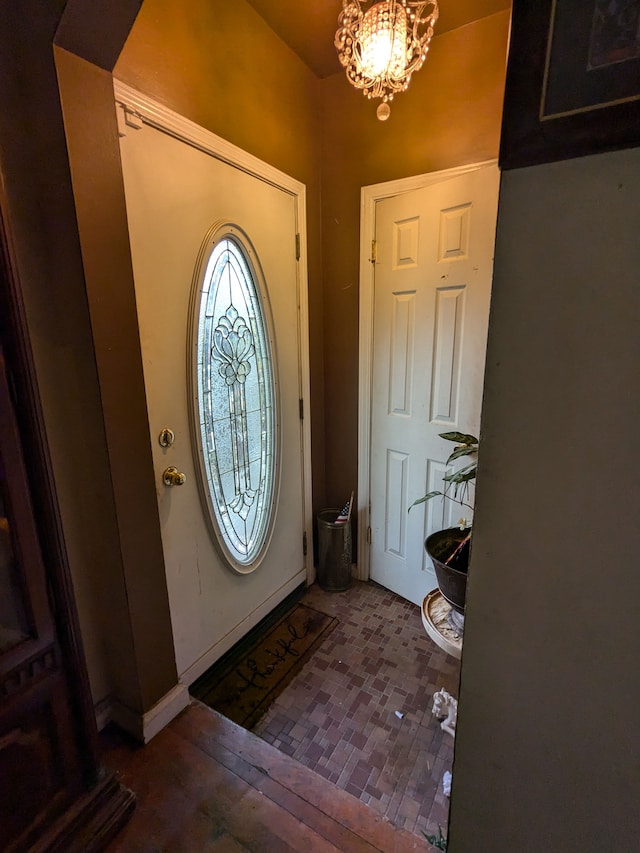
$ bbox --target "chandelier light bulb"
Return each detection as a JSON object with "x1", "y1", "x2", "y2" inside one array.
[
  {"x1": 358, "y1": 3, "x2": 407, "y2": 79},
  {"x1": 335, "y1": 0, "x2": 439, "y2": 119}
]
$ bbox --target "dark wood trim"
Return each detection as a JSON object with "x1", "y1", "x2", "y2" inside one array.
[
  {"x1": 30, "y1": 773, "x2": 135, "y2": 853},
  {"x1": 500, "y1": 0, "x2": 640, "y2": 170},
  {"x1": 0, "y1": 167, "x2": 135, "y2": 849},
  {"x1": 0, "y1": 168, "x2": 100, "y2": 782}
]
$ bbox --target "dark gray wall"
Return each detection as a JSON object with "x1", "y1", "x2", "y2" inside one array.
[{"x1": 450, "y1": 147, "x2": 640, "y2": 851}]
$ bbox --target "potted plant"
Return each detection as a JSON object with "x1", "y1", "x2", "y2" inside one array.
[{"x1": 410, "y1": 431, "x2": 478, "y2": 614}]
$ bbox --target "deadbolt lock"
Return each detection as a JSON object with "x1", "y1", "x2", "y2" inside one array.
[
  {"x1": 158, "y1": 427, "x2": 175, "y2": 448},
  {"x1": 163, "y1": 466, "x2": 186, "y2": 487}
]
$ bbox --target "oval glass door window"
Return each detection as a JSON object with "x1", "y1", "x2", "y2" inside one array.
[{"x1": 190, "y1": 224, "x2": 279, "y2": 573}]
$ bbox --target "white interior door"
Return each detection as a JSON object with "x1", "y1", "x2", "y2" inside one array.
[
  {"x1": 369, "y1": 164, "x2": 499, "y2": 605},
  {"x1": 116, "y1": 94, "x2": 309, "y2": 684}
]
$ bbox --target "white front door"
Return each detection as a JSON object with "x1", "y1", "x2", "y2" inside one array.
[
  {"x1": 116, "y1": 91, "x2": 309, "y2": 683},
  {"x1": 369, "y1": 164, "x2": 499, "y2": 605}
]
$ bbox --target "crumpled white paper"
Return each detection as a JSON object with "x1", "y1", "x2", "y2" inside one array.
[{"x1": 442, "y1": 770, "x2": 452, "y2": 797}]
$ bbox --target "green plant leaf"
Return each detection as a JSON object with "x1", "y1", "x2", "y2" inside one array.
[
  {"x1": 446, "y1": 445, "x2": 478, "y2": 463},
  {"x1": 423, "y1": 825, "x2": 448, "y2": 850},
  {"x1": 443, "y1": 464, "x2": 477, "y2": 484},
  {"x1": 408, "y1": 490, "x2": 443, "y2": 511},
  {"x1": 439, "y1": 431, "x2": 478, "y2": 446}
]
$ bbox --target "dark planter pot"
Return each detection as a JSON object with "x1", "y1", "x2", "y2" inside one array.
[{"x1": 425, "y1": 527, "x2": 470, "y2": 614}]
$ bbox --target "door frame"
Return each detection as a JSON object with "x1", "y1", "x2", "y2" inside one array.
[
  {"x1": 113, "y1": 80, "x2": 314, "y2": 587},
  {"x1": 357, "y1": 159, "x2": 498, "y2": 581}
]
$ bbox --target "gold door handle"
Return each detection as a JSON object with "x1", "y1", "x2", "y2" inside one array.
[{"x1": 163, "y1": 466, "x2": 186, "y2": 487}]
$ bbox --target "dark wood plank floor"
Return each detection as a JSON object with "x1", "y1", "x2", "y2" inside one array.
[{"x1": 102, "y1": 700, "x2": 435, "y2": 852}]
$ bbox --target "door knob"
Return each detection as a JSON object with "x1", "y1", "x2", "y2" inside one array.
[{"x1": 163, "y1": 466, "x2": 186, "y2": 487}]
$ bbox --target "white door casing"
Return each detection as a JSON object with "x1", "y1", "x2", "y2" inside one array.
[
  {"x1": 114, "y1": 82, "x2": 313, "y2": 685},
  {"x1": 359, "y1": 163, "x2": 500, "y2": 605}
]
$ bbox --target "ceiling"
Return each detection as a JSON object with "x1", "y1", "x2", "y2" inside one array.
[{"x1": 245, "y1": 0, "x2": 511, "y2": 79}]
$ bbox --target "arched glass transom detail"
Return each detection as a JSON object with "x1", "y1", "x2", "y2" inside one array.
[{"x1": 191, "y1": 225, "x2": 279, "y2": 573}]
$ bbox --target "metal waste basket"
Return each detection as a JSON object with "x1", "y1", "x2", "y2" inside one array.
[{"x1": 317, "y1": 508, "x2": 352, "y2": 591}]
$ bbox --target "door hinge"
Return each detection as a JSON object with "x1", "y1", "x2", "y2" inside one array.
[
  {"x1": 295, "y1": 233, "x2": 301, "y2": 261},
  {"x1": 371, "y1": 239, "x2": 377, "y2": 264},
  {"x1": 367, "y1": 526, "x2": 372, "y2": 544},
  {"x1": 303, "y1": 531, "x2": 308, "y2": 556},
  {"x1": 299, "y1": 398, "x2": 304, "y2": 420}
]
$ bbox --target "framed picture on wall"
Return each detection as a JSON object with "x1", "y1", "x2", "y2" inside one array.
[{"x1": 500, "y1": 0, "x2": 640, "y2": 169}]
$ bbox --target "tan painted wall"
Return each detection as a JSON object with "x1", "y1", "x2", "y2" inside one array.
[
  {"x1": 69, "y1": 2, "x2": 507, "y2": 705},
  {"x1": 116, "y1": 3, "x2": 510, "y2": 524},
  {"x1": 319, "y1": 11, "x2": 510, "y2": 507},
  {"x1": 1, "y1": 0, "x2": 509, "y2": 733},
  {"x1": 7, "y1": 5, "x2": 640, "y2": 841},
  {"x1": 449, "y1": 148, "x2": 640, "y2": 851},
  {"x1": 55, "y1": 45, "x2": 179, "y2": 714},
  {"x1": 0, "y1": 1, "x2": 152, "y2": 712},
  {"x1": 0, "y1": 0, "x2": 328, "y2": 720},
  {"x1": 116, "y1": 0, "x2": 327, "y2": 515}
]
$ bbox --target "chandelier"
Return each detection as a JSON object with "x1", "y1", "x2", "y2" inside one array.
[{"x1": 335, "y1": 0, "x2": 439, "y2": 120}]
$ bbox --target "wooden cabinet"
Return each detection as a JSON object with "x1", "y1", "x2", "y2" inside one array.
[
  {"x1": 0, "y1": 350, "x2": 82, "y2": 848},
  {"x1": 0, "y1": 213, "x2": 134, "y2": 849}
]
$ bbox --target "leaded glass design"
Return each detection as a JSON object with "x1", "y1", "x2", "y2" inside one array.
[{"x1": 192, "y1": 227, "x2": 278, "y2": 571}]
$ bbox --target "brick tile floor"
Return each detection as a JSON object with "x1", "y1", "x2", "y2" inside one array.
[{"x1": 252, "y1": 580, "x2": 461, "y2": 841}]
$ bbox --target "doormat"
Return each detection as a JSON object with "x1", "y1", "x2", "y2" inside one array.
[{"x1": 192, "y1": 603, "x2": 338, "y2": 730}]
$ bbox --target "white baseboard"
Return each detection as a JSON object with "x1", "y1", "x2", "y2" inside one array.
[
  {"x1": 180, "y1": 570, "x2": 307, "y2": 686},
  {"x1": 94, "y1": 695, "x2": 113, "y2": 732},
  {"x1": 100, "y1": 683, "x2": 191, "y2": 743}
]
